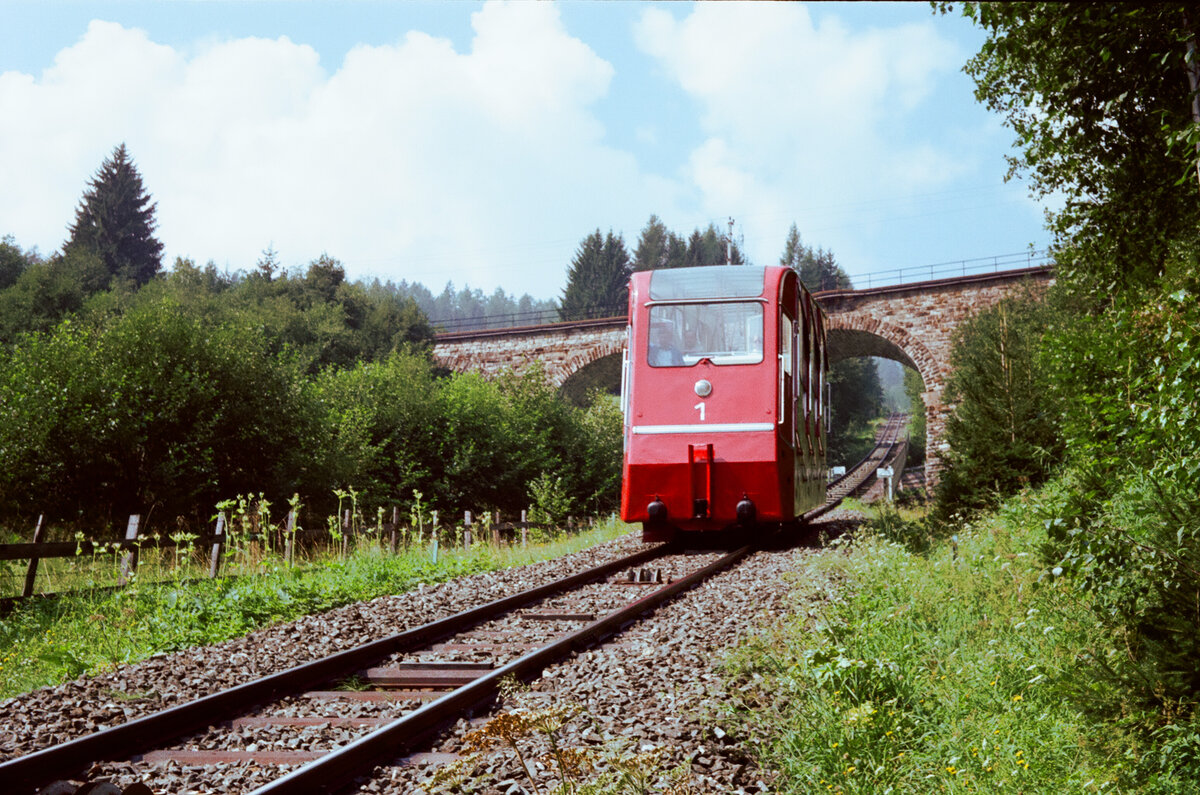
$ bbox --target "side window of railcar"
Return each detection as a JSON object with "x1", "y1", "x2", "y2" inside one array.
[
  {"x1": 781, "y1": 315, "x2": 793, "y2": 376},
  {"x1": 647, "y1": 303, "x2": 764, "y2": 367},
  {"x1": 798, "y1": 299, "x2": 809, "y2": 427}
]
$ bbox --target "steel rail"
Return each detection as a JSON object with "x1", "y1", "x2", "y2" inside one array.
[
  {"x1": 0, "y1": 543, "x2": 671, "y2": 794},
  {"x1": 814, "y1": 413, "x2": 907, "y2": 519},
  {"x1": 251, "y1": 542, "x2": 757, "y2": 795},
  {"x1": 826, "y1": 413, "x2": 903, "y2": 493}
]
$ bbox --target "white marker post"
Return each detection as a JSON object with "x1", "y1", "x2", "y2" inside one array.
[{"x1": 876, "y1": 466, "x2": 895, "y2": 501}]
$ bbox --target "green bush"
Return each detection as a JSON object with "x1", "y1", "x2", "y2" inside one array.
[
  {"x1": 0, "y1": 296, "x2": 317, "y2": 524},
  {"x1": 309, "y1": 361, "x2": 621, "y2": 522},
  {"x1": 0, "y1": 249, "x2": 622, "y2": 533},
  {"x1": 1038, "y1": 279, "x2": 1200, "y2": 714}
]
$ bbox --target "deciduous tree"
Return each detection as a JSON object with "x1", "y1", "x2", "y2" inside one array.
[{"x1": 952, "y1": 2, "x2": 1200, "y2": 298}]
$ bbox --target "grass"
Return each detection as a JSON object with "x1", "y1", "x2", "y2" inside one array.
[
  {"x1": 720, "y1": 490, "x2": 1145, "y2": 793},
  {"x1": 0, "y1": 517, "x2": 632, "y2": 700}
]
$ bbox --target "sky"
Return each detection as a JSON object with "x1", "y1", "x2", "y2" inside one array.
[{"x1": 0, "y1": 1, "x2": 1053, "y2": 302}]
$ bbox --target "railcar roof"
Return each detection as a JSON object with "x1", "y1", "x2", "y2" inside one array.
[{"x1": 647, "y1": 265, "x2": 767, "y2": 301}]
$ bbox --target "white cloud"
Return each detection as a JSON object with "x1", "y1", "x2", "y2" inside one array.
[
  {"x1": 0, "y1": 2, "x2": 673, "y2": 298},
  {"x1": 634, "y1": 3, "x2": 965, "y2": 271},
  {"x1": 0, "y1": 3, "x2": 1044, "y2": 298}
]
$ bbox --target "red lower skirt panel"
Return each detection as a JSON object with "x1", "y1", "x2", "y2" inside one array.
[{"x1": 621, "y1": 457, "x2": 789, "y2": 532}]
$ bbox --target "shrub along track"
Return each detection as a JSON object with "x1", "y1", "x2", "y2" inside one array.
[{"x1": 2, "y1": 462, "x2": 885, "y2": 795}]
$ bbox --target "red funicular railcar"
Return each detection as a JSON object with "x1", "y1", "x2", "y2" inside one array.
[{"x1": 620, "y1": 265, "x2": 827, "y2": 542}]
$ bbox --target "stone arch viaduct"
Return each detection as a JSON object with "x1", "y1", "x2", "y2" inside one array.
[{"x1": 433, "y1": 266, "x2": 1053, "y2": 488}]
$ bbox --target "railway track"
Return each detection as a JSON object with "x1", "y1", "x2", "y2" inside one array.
[
  {"x1": 3, "y1": 445, "x2": 895, "y2": 795},
  {"x1": 1, "y1": 545, "x2": 752, "y2": 794},
  {"x1": 825, "y1": 412, "x2": 908, "y2": 505}
]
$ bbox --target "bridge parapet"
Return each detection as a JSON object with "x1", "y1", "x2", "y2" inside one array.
[{"x1": 434, "y1": 317, "x2": 626, "y2": 387}]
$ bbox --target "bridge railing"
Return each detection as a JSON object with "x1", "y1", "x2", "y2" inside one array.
[{"x1": 846, "y1": 249, "x2": 1051, "y2": 290}]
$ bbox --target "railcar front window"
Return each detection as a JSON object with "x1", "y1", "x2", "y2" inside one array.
[{"x1": 647, "y1": 302, "x2": 763, "y2": 367}]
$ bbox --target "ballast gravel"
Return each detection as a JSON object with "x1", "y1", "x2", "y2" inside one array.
[
  {"x1": 3, "y1": 511, "x2": 865, "y2": 794},
  {"x1": 356, "y1": 519, "x2": 858, "y2": 795}
]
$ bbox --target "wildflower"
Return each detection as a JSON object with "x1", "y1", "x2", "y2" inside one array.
[{"x1": 1011, "y1": 694, "x2": 1023, "y2": 702}]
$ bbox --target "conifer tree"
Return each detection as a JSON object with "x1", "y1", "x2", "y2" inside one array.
[
  {"x1": 65, "y1": 143, "x2": 164, "y2": 286},
  {"x1": 633, "y1": 214, "x2": 670, "y2": 272},
  {"x1": 780, "y1": 223, "x2": 847, "y2": 292},
  {"x1": 559, "y1": 230, "x2": 631, "y2": 320}
]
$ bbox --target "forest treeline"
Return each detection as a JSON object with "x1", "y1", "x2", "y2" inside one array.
[
  {"x1": 0, "y1": 148, "x2": 619, "y2": 529},
  {"x1": 926, "y1": 3, "x2": 1200, "y2": 786}
]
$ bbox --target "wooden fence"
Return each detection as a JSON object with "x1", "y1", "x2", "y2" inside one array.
[{"x1": 1, "y1": 507, "x2": 588, "y2": 605}]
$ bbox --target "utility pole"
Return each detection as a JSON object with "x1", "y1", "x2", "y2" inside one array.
[{"x1": 726, "y1": 217, "x2": 734, "y2": 265}]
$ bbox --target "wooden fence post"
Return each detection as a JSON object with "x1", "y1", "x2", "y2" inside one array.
[
  {"x1": 284, "y1": 509, "x2": 296, "y2": 567},
  {"x1": 520, "y1": 509, "x2": 528, "y2": 549},
  {"x1": 431, "y1": 510, "x2": 439, "y2": 564},
  {"x1": 389, "y1": 506, "x2": 399, "y2": 555},
  {"x1": 463, "y1": 511, "x2": 472, "y2": 549},
  {"x1": 118, "y1": 515, "x2": 141, "y2": 586},
  {"x1": 22, "y1": 515, "x2": 46, "y2": 598},
  {"x1": 342, "y1": 509, "x2": 351, "y2": 558},
  {"x1": 209, "y1": 512, "x2": 226, "y2": 578},
  {"x1": 492, "y1": 510, "x2": 501, "y2": 547}
]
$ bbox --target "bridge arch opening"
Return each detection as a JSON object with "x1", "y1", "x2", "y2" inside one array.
[
  {"x1": 559, "y1": 351, "x2": 622, "y2": 406},
  {"x1": 826, "y1": 316, "x2": 945, "y2": 492}
]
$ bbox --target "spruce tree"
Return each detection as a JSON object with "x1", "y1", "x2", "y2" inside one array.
[
  {"x1": 633, "y1": 214, "x2": 670, "y2": 272},
  {"x1": 66, "y1": 143, "x2": 164, "y2": 287},
  {"x1": 680, "y1": 222, "x2": 745, "y2": 267},
  {"x1": 664, "y1": 232, "x2": 688, "y2": 269},
  {"x1": 559, "y1": 230, "x2": 631, "y2": 320},
  {"x1": 780, "y1": 223, "x2": 848, "y2": 292}
]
